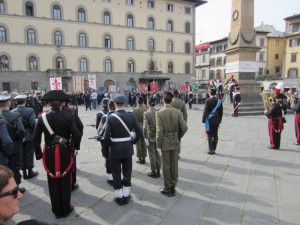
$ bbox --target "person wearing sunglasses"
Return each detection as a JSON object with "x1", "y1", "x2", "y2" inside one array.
[{"x1": 0, "y1": 165, "x2": 58, "y2": 225}]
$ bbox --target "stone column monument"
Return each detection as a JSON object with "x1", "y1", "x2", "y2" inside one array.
[{"x1": 223, "y1": 0, "x2": 264, "y2": 115}]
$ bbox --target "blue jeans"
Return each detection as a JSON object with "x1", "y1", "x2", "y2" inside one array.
[{"x1": 92, "y1": 99, "x2": 97, "y2": 109}]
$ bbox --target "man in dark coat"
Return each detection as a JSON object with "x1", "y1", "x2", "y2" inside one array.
[
  {"x1": 12, "y1": 94, "x2": 38, "y2": 180},
  {"x1": 202, "y1": 87, "x2": 223, "y2": 155},
  {"x1": 33, "y1": 90, "x2": 82, "y2": 219},
  {"x1": 0, "y1": 119, "x2": 13, "y2": 166},
  {"x1": 0, "y1": 91, "x2": 26, "y2": 192},
  {"x1": 103, "y1": 93, "x2": 141, "y2": 206},
  {"x1": 95, "y1": 98, "x2": 109, "y2": 130}
]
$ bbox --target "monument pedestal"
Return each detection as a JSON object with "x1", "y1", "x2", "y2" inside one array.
[{"x1": 223, "y1": 81, "x2": 264, "y2": 116}]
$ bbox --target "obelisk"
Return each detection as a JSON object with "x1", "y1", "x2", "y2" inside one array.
[{"x1": 224, "y1": 0, "x2": 262, "y2": 103}]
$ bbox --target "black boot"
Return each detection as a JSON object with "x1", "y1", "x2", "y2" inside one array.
[
  {"x1": 160, "y1": 187, "x2": 172, "y2": 197},
  {"x1": 171, "y1": 187, "x2": 176, "y2": 196},
  {"x1": 147, "y1": 171, "x2": 157, "y2": 178},
  {"x1": 26, "y1": 168, "x2": 38, "y2": 179},
  {"x1": 213, "y1": 138, "x2": 218, "y2": 152},
  {"x1": 207, "y1": 138, "x2": 215, "y2": 154},
  {"x1": 22, "y1": 169, "x2": 28, "y2": 179},
  {"x1": 18, "y1": 186, "x2": 26, "y2": 193},
  {"x1": 156, "y1": 170, "x2": 161, "y2": 178}
]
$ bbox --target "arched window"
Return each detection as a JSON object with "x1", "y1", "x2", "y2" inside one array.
[
  {"x1": 185, "y1": 22, "x2": 190, "y2": 33},
  {"x1": 78, "y1": 8, "x2": 85, "y2": 22},
  {"x1": 29, "y1": 56, "x2": 38, "y2": 70},
  {"x1": 148, "y1": 17, "x2": 154, "y2": 30},
  {"x1": 25, "y1": 1, "x2": 34, "y2": 16},
  {"x1": 105, "y1": 59, "x2": 112, "y2": 72},
  {"x1": 149, "y1": 60, "x2": 154, "y2": 71},
  {"x1": 0, "y1": 26, "x2": 7, "y2": 42},
  {"x1": 127, "y1": 14, "x2": 133, "y2": 27},
  {"x1": 27, "y1": 29, "x2": 36, "y2": 44},
  {"x1": 148, "y1": 39, "x2": 154, "y2": 51},
  {"x1": 0, "y1": 0, "x2": 5, "y2": 14},
  {"x1": 128, "y1": 60, "x2": 134, "y2": 72},
  {"x1": 185, "y1": 42, "x2": 190, "y2": 53},
  {"x1": 0, "y1": 55, "x2": 9, "y2": 71},
  {"x1": 80, "y1": 58, "x2": 88, "y2": 72},
  {"x1": 185, "y1": 62, "x2": 190, "y2": 74},
  {"x1": 168, "y1": 62, "x2": 173, "y2": 73},
  {"x1": 167, "y1": 40, "x2": 173, "y2": 52},
  {"x1": 56, "y1": 57, "x2": 64, "y2": 69},
  {"x1": 104, "y1": 11, "x2": 110, "y2": 25},
  {"x1": 53, "y1": 5, "x2": 61, "y2": 19},
  {"x1": 127, "y1": 37, "x2": 134, "y2": 50},
  {"x1": 104, "y1": 35, "x2": 111, "y2": 48},
  {"x1": 167, "y1": 20, "x2": 173, "y2": 31},
  {"x1": 79, "y1": 33, "x2": 86, "y2": 47},
  {"x1": 54, "y1": 31, "x2": 62, "y2": 46}
]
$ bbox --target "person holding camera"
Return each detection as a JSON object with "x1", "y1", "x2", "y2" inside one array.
[{"x1": 33, "y1": 90, "x2": 82, "y2": 219}]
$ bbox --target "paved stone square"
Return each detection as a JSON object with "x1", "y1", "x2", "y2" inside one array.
[{"x1": 6, "y1": 105, "x2": 300, "y2": 225}]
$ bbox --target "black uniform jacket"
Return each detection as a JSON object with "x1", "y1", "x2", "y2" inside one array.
[
  {"x1": 33, "y1": 108, "x2": 82, "y2": 178},
  {"x1": 0, "y1": 119, "x2": 13, "y2": 164},
  {"x1": 295, "y1": 101, "x2": 300, "y2": 114},
  {"x1": 266, "y1": 102, "x2": 287, "y2": 130},
  {"x1": 104, "y1": 109, "x2": 141, "y2": 159},
  {"x1": 96, "y1": 108, "x2": 109, "y2": 129},
  {"x1": 202, "y1": 96, "x2": 223, "y2": 124},
  {"x1": 12, "y1": 105, "x2": 36, "y2": 141}
]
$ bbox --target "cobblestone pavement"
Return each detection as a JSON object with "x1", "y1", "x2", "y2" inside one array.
[{"x1": 7, "y1": 105, "x2": 300, "y2": 225}]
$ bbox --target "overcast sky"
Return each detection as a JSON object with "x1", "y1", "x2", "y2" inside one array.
[{"x1": 195, "y1": 0, "x2": 298, "y2": 44}]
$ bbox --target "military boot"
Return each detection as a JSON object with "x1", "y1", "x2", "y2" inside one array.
[
  {"x1": 26, "y1": 168, "x2": 38, "y2": 179},
  {"x1": 213, "y1": 138, "x2": 218, "y2": 152},
  {"x1": 207, "y1": 138, "x2": 215, "y2": 154},
  {"x1": 22, "y1": 169, "x2": 28, "y2": 179},
  {"x1": 160, "y1": 187, "x2": 172, "y2": 197}
]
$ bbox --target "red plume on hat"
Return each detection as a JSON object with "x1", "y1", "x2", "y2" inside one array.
[{"x1": 274, "y1": 88, "x2": 280, "y2": 94}]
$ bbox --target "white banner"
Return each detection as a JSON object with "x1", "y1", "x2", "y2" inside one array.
[
  {"x1": 73, "y1": 76, "x2": 84, "y2": 92},
  {"x1": 88, "y1": 74, "x2": 96, "y2": 90},
  {"x1": 50, "y1": 77, "x2": 62, "y2": 90}
]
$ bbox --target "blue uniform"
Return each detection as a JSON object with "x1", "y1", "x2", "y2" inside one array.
[
  {"x1": 104, "y1": 110, "x2": 141, "y2": 190},
  {"x1": 0, "y1": 119, "x2": 13, "y2": 165},
  {"x1": 0, "y1": 109, "x2": 25, "y2": 185},
  {"x1": 12, "y1": 105, "x2": 36, "y2": 170}
]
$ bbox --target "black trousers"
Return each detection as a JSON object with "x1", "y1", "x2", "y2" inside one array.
[
  {"x1": 47, "y1": 172, "x2": 72, "y2": 217},
  {"x1": 110, "y1": 157, "x2": 132, "y2": 190},
  {"x1": 21, "y1": 140, "x2": 35, "y2": 169},
  {"x1": 9, "y1": 142, "x2": 22, "y2": 185},
  {"x1": 72, "y1": 155, "x2": 77, "y2": 186}
]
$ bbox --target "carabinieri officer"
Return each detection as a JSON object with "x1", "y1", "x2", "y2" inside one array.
[{"x1": 103, "y1": 93, "x2": 141, "y2": 206}]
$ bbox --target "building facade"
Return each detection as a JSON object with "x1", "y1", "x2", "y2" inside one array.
[
  {"x1": 283, "y1": 14, "x2": 300, "y2": 91},
  {"x1": 0, "y1": 0, "x2": 206, "y2": 92}
]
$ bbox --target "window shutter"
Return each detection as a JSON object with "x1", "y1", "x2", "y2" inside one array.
[
  {"x1": 296, "y1": 69, "x2": 298, "y2": 77},
  {"x1": 288, "y1": 69, "x2": 290, "y2": 77}
]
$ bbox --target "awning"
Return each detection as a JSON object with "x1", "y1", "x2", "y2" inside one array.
[{"x1": 195, "y1": 43, "x2": 210, "y2": 51}]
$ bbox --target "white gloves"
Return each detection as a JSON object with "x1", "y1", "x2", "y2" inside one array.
[
  {"x1": 157, "y1": 148, "x2": 162, "y2": 156},
  {"x1": 144, "y1": 138, "x2": 150, "y2": 146}
]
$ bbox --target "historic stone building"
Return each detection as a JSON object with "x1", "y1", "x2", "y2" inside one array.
[{"x1": 0, "y1": 0, "x2": 206, "y2": 92}]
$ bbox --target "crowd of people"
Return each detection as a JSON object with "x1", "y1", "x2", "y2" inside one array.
[{"x1": 1, "y1": 80, "x2": 300, "y2": 222}]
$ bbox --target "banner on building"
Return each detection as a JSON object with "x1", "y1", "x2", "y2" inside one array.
[
  {"x1": 73, "y1": 76, "x2": 84, "y2": 92},
  {"x1": 180, "y1": 85, "x2": 186, "y2": 92},
  {"x1": 150, "y1": 82, "x2": 158, "y2": 92},
  {"x1": 88, "y1": 74, "x2": 96, "y2": 90},
  {"x1": 50, "y1": 77, "x2": 62, "y2": 90},
  {"x1": 99, "y1": 86, "x2": 106, "y2": 92},
  {"x1": 109, "y1": 85, "x2": 116, "y2": 92},
  {"x1": 139, "y1": 84, "x2": 147, "y2": 91}
]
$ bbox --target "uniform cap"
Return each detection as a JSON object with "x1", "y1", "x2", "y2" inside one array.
[
  {"x1": 112, "y1": 93, "x2": 128, "y2": 104},
  {"x1": 41, "y1": 90, "x2": 69, "y2": 101},
  {"x1": 14, "y1": 94, "x2": 27, "y2": 100},
  {"x1": 108, "y1": 98, "x2": 114, "y2": 106},
  {"x1": 275, "y1": 93, "x2": 287, "y2": 100},
  {"x1": 102, "y1": 97, "x2": 109, "y2": 104},
  {"x1": 137, "y1": 96, "x2": 144, "y2": 102},
  {"x1": 0, "y1": 91, "x2": 11, "y2": 102}
]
